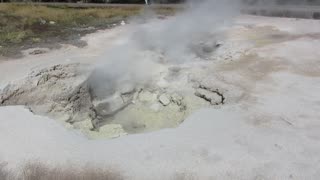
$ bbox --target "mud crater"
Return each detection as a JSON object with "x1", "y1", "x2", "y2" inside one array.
[
  {"x1": 0, "y1": 63, "x2": 232, "y2": 138},
  {"x1": 0, "y1": 36, "x2": 245, "y2": 138}
]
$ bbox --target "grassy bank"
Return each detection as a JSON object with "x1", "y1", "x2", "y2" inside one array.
[{"x1": 0, "y1": 4, "x2": 175, "y2": 58}]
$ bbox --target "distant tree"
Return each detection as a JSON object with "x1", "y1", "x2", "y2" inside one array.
[{"x1": 104, "y1": 0, "x2": 184, "y2": 3}]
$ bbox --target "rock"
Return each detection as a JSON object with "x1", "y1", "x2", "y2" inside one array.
[
  {"x1": 29, "y1": 49, "x2": 47, "y2": 55},
  {"x1": 120, "y1": 86, "x2": 136, "y2": 102},
  {"x1": 93, "y1": 94, "x2": 125, "y2": 117},
  {"x1": 159, "y1": 94, "x2": 170, "y2": 106},
  {"x1": 195, "y1": 88, "x2": 223, "y2": 105},
  {"x1": 179, "y1": 104, "x2": 187, "y2": 112},
  {"x1": 215, "y1": 41, "x2": 223, "y2": 47},
  {"x1": 39, "y1": 19, "x2": 46, "y2": 24},
  {"x1": 171, "y1": 93, "x2": 183, "y2": 106},
  {"x1": 0, "y1": 63, "x2": 94, "y2": 127},
  {"x1": 120, "y1": 85, "x2": 135, "y2": 95}
]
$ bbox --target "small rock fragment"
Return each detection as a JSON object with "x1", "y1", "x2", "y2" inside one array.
[
  {"x1": 215, "y1": 41, "x2": 223, "y2": 47},
  {"x1": 39, "y1": 18, "x2": 46, "y2": 24},
  {"x1": 93, "y1": 95, "x2": 124, "y2": 117},
  {"x1": 159, "y1": 94, "x2": 170, "y2": 106},
  {"x1": 171, "y1": 93, "x2": 183, "y2": 105},
  {"x1": 29, "y1": 49, "x2": 47, "y2": 55},
  {"x1": 195, "y1": 88, "x2": 223, "y2": 105}
]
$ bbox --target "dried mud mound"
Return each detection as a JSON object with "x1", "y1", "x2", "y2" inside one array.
[{"x1": 0, "y1": 64, "x2": 95, "y2": 125}]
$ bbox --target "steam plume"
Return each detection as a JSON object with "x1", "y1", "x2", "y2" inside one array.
[{"x1": 89, "y1": 0, "x2": 241, "y2": 99}]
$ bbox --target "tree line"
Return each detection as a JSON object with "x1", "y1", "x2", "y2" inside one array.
[
  {"x1": 0, "y1": 0, "x2": 185, "y2": 3},
  {"x1": 0, "y1": 0, "x2": 319, "y2": 5}
]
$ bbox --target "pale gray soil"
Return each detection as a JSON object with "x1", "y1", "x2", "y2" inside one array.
[{"x1": 0, "y1": 15, "x2": 320, "y2": 179}]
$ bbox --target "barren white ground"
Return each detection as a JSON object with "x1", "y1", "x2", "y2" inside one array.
[{"x1": 1, "y1": 15, "x2": 320, "y2": 179}]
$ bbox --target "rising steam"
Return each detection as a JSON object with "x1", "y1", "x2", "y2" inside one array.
[{"x1": 88, "y1": 0, "x2": 241, "y2": 100}]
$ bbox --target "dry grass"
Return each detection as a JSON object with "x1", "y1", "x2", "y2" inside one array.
[
  {"x1": 0, "y1": 4, "x2": 141, "y2": 57},
  {"x1": 1, "y1": 161, "x2": 124, "y2": 180},
  {"x1": 0, "y1": 4, "x2": 177, "y2": 57},
  {"x1": 0, "y1": 160, "x2": 201, "y2": 180},
  {"x1": 0, "y1": 4, "x2": 140, "y2": 24}
]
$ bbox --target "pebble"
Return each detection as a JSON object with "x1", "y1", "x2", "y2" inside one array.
[{"x1": 159, "y1": 94, "x2": 170, "y2": 106}]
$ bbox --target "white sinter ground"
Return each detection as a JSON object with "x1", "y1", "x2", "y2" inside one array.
[{"x1": 1, "y1": 15, "x2": 320, "y2": 179}]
